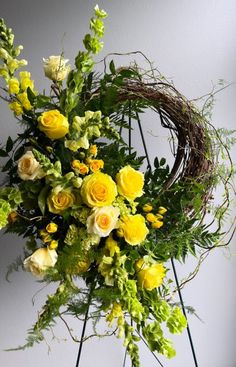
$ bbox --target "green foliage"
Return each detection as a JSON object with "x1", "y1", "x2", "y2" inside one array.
[
  {"x1": 124, "y1": 322, "x2": 141, "y2": 367},
  {"x1": 167, "y1": 307, "x2": 187, "y2": 334},
  {"x1": 142, "y1": 322, "x2": 176, "y2": 359},
  {"x1": 63, "y1": 5, "x2": 107, "y2": 114}
]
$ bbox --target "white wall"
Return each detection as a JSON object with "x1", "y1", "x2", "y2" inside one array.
[{"x1": 0, "y1": 1, "x2": 235, "y2": 367}]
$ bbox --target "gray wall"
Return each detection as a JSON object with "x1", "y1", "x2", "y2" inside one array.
[{"x1": 0, "y1": 1, "x2": 235, "y2": 366}]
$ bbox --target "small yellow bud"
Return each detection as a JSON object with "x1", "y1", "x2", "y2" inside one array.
[
  {"x1": 39, "y1": 229, "x2": 48, "y2": 237},
  {"x1": 158, "y1": 206, "x2": 167, "y2": 215},
  {"x1": 152, "y1": 221, "x2": 164, "y2": 229},
  {"x1": 146, "y1": 213, "x2": 157, "y2": 223},
  {"x1": 143, "y1": 203, "x2": 153, "y2": 212},
  {"x1": 46, "y1": 222, "x2": 58, "y2": 233},
  {"x1": 49, "y1": 240, "x2": 58, "y2": 250},
  {"x1": 42, "y1": 234, "x2": 52, "y2": 243}
]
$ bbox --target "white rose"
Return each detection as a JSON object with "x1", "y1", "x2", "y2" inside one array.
[
  {"x1": 24, "y1": 248, "x2": 58, "y2": 277},
  {"x1": 87, "y1": 206, "x2": 120, "y2": 237},
  {"x1": 43, "y1": 55, "x2": 70, "y2": 82},
  {"x1": 18, "y1": 151, "x2": 45, "y2": 180}
]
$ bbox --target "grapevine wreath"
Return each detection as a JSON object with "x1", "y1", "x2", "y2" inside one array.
[{"x1": 0, "y1": 5, "x2": 235, "y2": 366}]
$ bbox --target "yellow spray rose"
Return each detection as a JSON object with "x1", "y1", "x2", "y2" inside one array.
[
  {"x1": 86, "y1": 205, "x2": 120, "y2": 237},
  {"x1": 23, "y1": 247, "x2": 58, "y2": 278},
  {"x1": 71, "y1": 160, "x2": 89, "y2": 175},
  {"x1": 38, "y1": 110, "x2": 69, "y2": 140},
  {"x1": 136, "y1": 259, "x2": 165, "y2": 290},
  {"x1": 47, "y1": 188, "x2": 75, "y2": 214},
  {"x1": 81, "y1": 172, "x2": 117, "y2": 207},
  {"x1": 119, "y1": 214, "x2": 149, "y2": 245},
  {"x1": 116, "y1": 165, "x2": 144, "y2": 200},
  {"x1": 89, "y1": 159, "x2": 104, "y2": 172}
]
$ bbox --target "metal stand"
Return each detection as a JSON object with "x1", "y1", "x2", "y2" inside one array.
[{"x1": 74, "y1": 109, "x2": 199, "y2": 367}]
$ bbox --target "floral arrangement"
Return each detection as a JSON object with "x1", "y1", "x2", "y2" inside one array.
[{"x1": 0, "y1": 6, "x2": 235, "y2": 366}]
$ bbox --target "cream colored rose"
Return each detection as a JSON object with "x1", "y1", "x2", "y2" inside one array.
[
  {"x1": 43, "y1": 55, "x2": 70, "y2": 82},
  {"x1": 24, "y1": 248, "x2": 58, "y2": 277},
  {"x1": 87, "y1": 206, "x2": 120, "y2": 237},
  {"x1": 18, "y1": 151, "x2": 45, "y2": 180}
]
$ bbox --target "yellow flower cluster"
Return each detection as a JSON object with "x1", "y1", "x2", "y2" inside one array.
[
  {"x1": 39, "y1": 222, "x2": 59, "y2": 250},
  {"x1": 6, "y1": 71, "x2": 36, "y2": 116},
  {"x1": 144, "y1": 204, "x2": 167, "y2": 229}
]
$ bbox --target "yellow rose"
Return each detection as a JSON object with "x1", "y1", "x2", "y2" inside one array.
[
  {"x1": 86, "y1": 206, "x2": 120, "y2": 237},
  {"x1": 136, "y1": 259, "x2": 165, "y2": 290},
  {"x1": 38, "y1": 110, "x2": 69, "y2": 140},
  {"x1": 89, "y1": 159, "x2": 104, "y2": 172},
  {"x1": 43, "y1": 55, "x2": 70, "y2": 82},
  {"x1": 47, "y1": 188, "x2": 75, "y2": 214},
  {"x1": 17, "y1": 151, "x2": 45, "y2": 180},
  {"x1": 23, "y1": 248, "x2": 58, "y2": 278},
  {"x1": 81, "y1": 172, "x2": 117, "y2": 207},
  {"x1": 116, "y1": 165, "x2": 144, "y2": 200},
  {"x1": 9, "y1": 101, "x2": 23, "y2": 116},
  {"x1": 8, "y1": 77, "x2": 20, "y2": 94},
  {"x1": 119, "y1": 214, "x2": 149, "y2": 245}
]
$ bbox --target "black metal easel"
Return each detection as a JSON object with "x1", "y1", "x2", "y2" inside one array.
[{"x1": 75, "y1": 107, "x2": 199, "y2": 367}]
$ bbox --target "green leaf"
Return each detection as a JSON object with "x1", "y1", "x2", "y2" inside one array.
[
  {"x1": 0, "y1": 148, "x2": 8, "y2": 157},
  {"x1": 6, "y1": 136, "x2": 13, "y2": 153},
  {"x1": 38, "y1": 185, "x2": 50, "y2": 215},
  {"x1": 14, "y1": 145, "x2": 25, "y2": 160},
  {"x1": 160, "y1": 158, "x2": 166, "y2": 166},
  {"x1": 27, "y1": 87, "x2": 36, "y2": 105},
  {"x1": 109, "y1": 60, "x2": 116, "y2": 75},
  {"x1": 2, "y1": 158, "x2": 13, "y2": 172}
]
